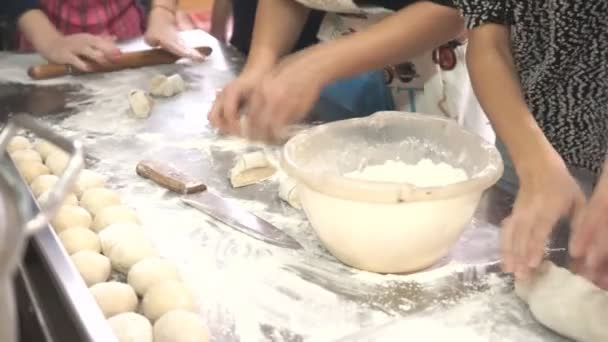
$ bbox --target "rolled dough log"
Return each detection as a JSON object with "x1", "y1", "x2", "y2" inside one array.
[
  {"x1": 99, "y1": 223, "x2": 146, "y2": 255},
  {"x1": 10, "y1": 149, "x2": 42, "y2": 163},
  {"x1": 33, "y1": 139, "x2": 60, "y2": 161},
  {"x1": 92, "y1": 205, "x2": 140, "y2": 232},
  {"x1": 45, "y1": 150, "x2": 69, "y2": 175},
  {"x1": 229, "y1": 151, "x2": 276, "y2": 188},
  {"x1": 142, "y1": 280, "x2": 196, "y2": 321},
  {"x1": 515, "y1": 261, "x2": 608, "y2": 342},
  {"x1": 80, "y1": 187, "x2": 121, "y2": 216},
  {"x1": 75, "y1": 170, "x2": 107, "y2": 198},
  {"x1": 108, "y1": 312, "x2": 153, "y2": 342},
  {"x1": 128, "y1": 257, "x2": 180, "y2": 296},
  {"x1": 70, "y1": 251, "x2": 111, "y2": 286},
  {"x1": 59, "y1": 227, "x2": 101, "y2": 255},
  {"x1": 37, "y1": 190, "x2": 79, "y2": 206},
  {"x1": 128, "y1": 89, "x2": 153, "y2": 118},
  {"x1": 107, "y1": 235, "x2": 157, "y2": 274},
  {"x1": 153, "y1": 310, "x2": 209, "y2": 342},
  {"x1": 51, "y1": 205, "x2": 92, "y2": 232},
  {"x1": 30, "y1": 174, "x2": 59, "y2": 197},
  {"x1": 7, "y1": 136, "x2": 31, "y2": 153},
  {"x1": 278, "y1": 176, "x2": 301, "y2": 209},
  {"x1": 15, "y1": 160, "x2": 50, "y2": 184},
  {"x1": 90, "y1": 282, "x2": 138, "y2": 318}
]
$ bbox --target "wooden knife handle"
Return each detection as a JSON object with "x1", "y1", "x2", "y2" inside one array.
[
  {"x1": 136, "y1": 159, "x2": 207, "y2": 194},
  {"x1": 28, "y1": 46, "x2": 213, "y2": 80}
]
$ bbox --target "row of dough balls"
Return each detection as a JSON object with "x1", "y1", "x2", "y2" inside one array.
[{"x1": 7, "y1": 136, "x2": 209, "y2": 342}]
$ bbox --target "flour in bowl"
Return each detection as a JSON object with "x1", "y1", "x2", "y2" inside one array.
[{"x1": 345, "y1": 159, "x2": 468, "y2": 187}]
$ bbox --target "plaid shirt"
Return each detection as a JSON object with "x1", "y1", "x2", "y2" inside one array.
[{"x1": 19, "y1": 0, "x2": 145, "y2": 51}]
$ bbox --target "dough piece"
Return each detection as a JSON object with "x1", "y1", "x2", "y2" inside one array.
[
  {"x1": 108, "y1": 235, "x2": 157, "y2": 274},
  {"x1": 7, "y1": 136, "x2": 31, "y2": 153},
  {"x1": 70, "y1": 251, "x2": 111, "y2": 286},
  {"x1": 15, "y1": 160, "x2": 50, "y2": 184},
  {"x1": 142, "y1": 280, "x2": 196, "y2": 321},
  {"x1": 149, "y1": 74, "x2": 168, "y2": 97},
  {"x1": 80, "y1": 187, "x2": 121, "y2": 216},
  {"x1": 153, "y1": 310, "x2": 209, "y2": 342},
  {"x1": 229, "y1": 151, "x2": 276, "y2": 188},
  {"x1": 278, "y1": 176, "x2": 301, "y2": 209},
  {"x1": 38, "y1": 190, "x2": 79, "y2": 206},
  {"x1": 10, "y1": 149, "x2": 42, "y2": 163},
  {"x1": 166, "y1": 74, "x2": 186, "y2": 93},
  {"x1": 75, "y1": 169, "x2": 108, "y2": 198},
  {"x1": 515, "y1": 261, "x2": 608, "y2": 342},
  {"x1": 45, "y1": 150, "x2": 69, "y2": 175},
  {"x1": 108, "y1": 312, "x2": 153, "y2": 342},
  {"x1": 92, "y1": 205, "x2": 140, "y2": 232},
  {"x1": 90, "y1": 282, "x2": 138, "y2": 318},
  {"x1": 59, "y1": 227, "x2": 101, "y2": 255},
  {"x1": 128, "y1": 258, "x2": 180, "y2": 296},
  {"x1": 33, "y1": 139, "x2": 60, "y2": 161},
  {"x1": 149, "y1": 74, "x2": 185, "y2": 97},
  {"x1": 30, "y1": 174, "x2": 59, "y2": 197},
  {"x1": 51, "y1": 204, "x2": 92, "y2": 233},
  {"x1": 99, "y1": 223, "x2": 146, "y2": 256},
  {"x1": 128, "y1": 89, "x2": 153, "y2": 118}
]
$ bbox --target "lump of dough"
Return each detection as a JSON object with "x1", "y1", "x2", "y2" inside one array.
[
  {"x1": 99, "y1": 223, "x2": 146, "y2": 256},
  {"x1": 33, "y1": 139, "x2": 60, "y2": 161},
  {"x1": 51, "y1": 204, "x2": 92, "y2": 233},
  {"x1": 149, "y1": 74, "x2": 168, "y2": 97},
  {"x1": 90, "y1": 281, "x2": 138, "y2": 318},
  {"x1": 38, "y1": 190, "x2": 79, "y2": 206},
  {"x1": 59, "y1": 227, "x2": 101, "y2": 255},
  {"x1": 229, "y1": 151, "x2": 276, "y2": 188},
  {"x1": 515, "y1": 261, "x2": 608, "y2": 342},
  {"x1": 108, "y1": 235, "x2": 157, "y2": 274},
  {"x1": 7, "y1": 136, "x2": 31, "y2": 153},
  {"x1": 108, "y1": 312, "x2": 153, "y2": 342},
  {"x1": 92, "y1": 205, "x2": 140, "y2": 232},
  {"x1": 75, "y1": 169, "x2": 107, "y2": 198},
  {"x1": 278, "y1": 176, "x2": 301, "y2": 209},
  {"x1": 80, "y1": 187, "x2": 121, "y2": 216},
  {"x1": 128, "y1": 258, "x2": 180, "y2": 296},
  {"x1": 153, "y1": 310, "x2": 209, "y2": 342},
  {"x1": 149, "y1": 74, "x2": 185, "y2": 97},
  {"x1": 70, "y1": 251, "x2": 111, "y2": 286},
  {"x1": 30, "y1": 174, "x2": 59, "y2": 197},
  {"x1": 128, "y1": 89, "x2": 153, "y2": 118},
  {"x1": 15, "y1": 160, "x2": 50, "y2": 184},
  {"x1": 142, "y1": 280, "x2": 196, "y2": 321},
  {"x1": 45, "y1": 150, "x2": 69, "y2": 175},
  {"x1": 10, "y1": 149, "x2": 42, "y2": 163}
]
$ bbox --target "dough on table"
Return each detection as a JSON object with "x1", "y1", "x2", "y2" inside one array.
[
  {"x1": 92, "y1": 205, "x2": 140, "y2": 232},
  {"x1": 128, "y1": 89, "x2": 153, "y2": 118},
  {"x1": 33, "y1": 139, "x2": 60, "y2": 161},
  {"x1": 10, "y1": 149, "x2": 42, "y2": 163},
  {"x1": 515, "y1": 261, "x2": 608, "y2": 342},
  {"x1": 229, "y1": 151, "x2": 276, "y2": 188},
  {"x1": 7, "y1": 136, "x2": 32, "y2": 153},
  {"x1": 51, "y1": 204, "x2": 92, "y2": 233},
  {"x1": 108, "y1": 312, "x2": 153, "y2": 342},
  {"x1": 80, "y1": 187, "x2": 121, "y2": 216},
  {"x1": 149, "y1": 74, "x2": 185, "y2": 97},
  {"x1": 59, "y1": 227, "x2": 101, "y2": 255},
  {"x1": 70, "y1": 251, "x2": 111, "y2": 286},
  {"x1": 278, "y1": 176, "x2": 301, "y2": 209},
  {"x1": 45, "y1": 150, "x2": 69, "y2": 175},
  {"x1": 128, "y1": 257, "x2": 180, "y2": 296},
  {"x1": 75, "y1": 169, "x2": 107, "y2": 198},
  {"x1": 142, "y1": 280, "x2": 196, "y2": 321},
  {"x1": 153, "y1": 310, "x2": 209, "y2": 342},
  {"x1": 107, "y1": 235, "x2": 157, "y2": 274},
  {"x1": 90, "y1": 281, "x2": 138, "y2": 318},
  {"x1": 15, "y1": 160, "x2": 50, "y2": 184},
  {"x1": 30, "y1": 174, "x2": 59, "y2": 197},
  {"x1": 38, "y1": 190, "x2": 79, "y2": 206},
  {"x1": 99, "y1": 223, "x2": 146, "y2": 255}
]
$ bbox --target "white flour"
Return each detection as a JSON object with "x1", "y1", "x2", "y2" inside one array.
[{"x1": 345, "y1": 159, "x2": 468, "y2": 186}]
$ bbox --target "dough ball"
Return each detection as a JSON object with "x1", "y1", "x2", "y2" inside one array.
[
  {"x1": 33, "y1": 139, "x2": 60, "y2": 161},
  {"x1": 108, "y1": 312, "x2": 153, "y2": 342},
  {"x1": 80, "y1": 187, "x2": 121, "y2": 216},
  {"x1": 15, "y1": 160, "x2": 50, "y2": 184},
  {"x1": 142, "y1": 280, "x2": 196, "y2": 321},
  {"x1": 59, "y1": 227, "x2": 101, "y2": 255},
  {"x1": 30, "y1": 174, "x2": 59, "y2": 197},
  {"x1": 70, "y1": 251, "x2": 111, "y2": 286},
  {"x1": 108, "y1": 235, "x2": 157, "y2": 274},
  {"x1": 149, "y1": 74, "x2": 185, "y2": 97},
  {"x1": 38, "y1": 190, "x2": 79, "y2": 206},
  {"x1": 153, "y1": 310, "x2": 209, "y2": 342},
  {"x1": 128, "y1": 89, "x2": 153, "y2": 118},
  {"x1": 99, "y1": 223, "x2": 146, "y2": 256},
  {"x1": 128, "y1": 258, "x2": 180, "y2": 296},
  {"x1": 90, "y1": 281, "x2": 138, "y2": 318},
  {"x1": 51, "y1": 204, "x2": 92, "y2": 233},
  {"x1": 7, "y1": 136, "x2": 31, "y2": 153},
  {"x1": 10, "y1": 149, "x2": 42, "y2": 163},
  {"x1": 92, "y1": 205, "x2": 140, "y2": 232},
  {"x1": 75, "y1": 169, "x2": 107, "y2": 198},
  {"x1": 46, "y1": 150, "x2": 69, "y2": 175}
]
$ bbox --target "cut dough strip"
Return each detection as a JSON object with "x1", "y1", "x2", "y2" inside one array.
[{"x1": 229, "y1": 151, "x2": 277, "y2": 188}]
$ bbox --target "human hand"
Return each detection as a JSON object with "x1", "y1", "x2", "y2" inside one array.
[
  {"x1": 40, "y1": 33, "x2": 120, "y2": 71},
  {"x1": 145, "y1": 7, "x2": 204, "y2": 61}
]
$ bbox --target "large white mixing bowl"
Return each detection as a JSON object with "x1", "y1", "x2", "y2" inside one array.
[{"x1": 282, "y1": 111, "x2": 503, "y2": 273}]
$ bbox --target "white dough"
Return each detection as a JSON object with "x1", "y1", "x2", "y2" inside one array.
[
  {"x1": 127, "y1": 258, "x2": 180, "y2": 296},
  {"x1": 128, "y1": 89, "x2": 153, "y2": 118},
  {"x1": 33, "y1": 139, "x2": 60, "y2": 161},
  {"x1": 10, "y1": 149, "x2": 42, "y2": 163},
  {"x1": 149, "y1": 74, "x2": 185, "y2": 97},
  {"x1": 99, "y1": 223, "x2": 146, "y2": 256},
  {"x1": 92, "y1": 205, "x2": 140, "y2": 232},
  {"x1": 75, "y1": 169, "x2": 107, "y2": 198},
  {"x1": 153, "y1": 310, "x2": 209, "y2": 342},
  {"x1": 278, "y1": 176, "x2": 301, "y2": 209},
  {"x1": 7, "y1": 136, "x2": 31, "y2": 153},
  {"x1": 80, "y1": 187, "x2": 121, "y2": 216},
  {"x1": 70, "y1": 251, "x2": 111, "y2": 286},
  {"x1": 108, "y1": 312, "x2": 153, "y2": 342},
  {"x1": 51, "y1": 204, "x2": 92, "y2": 232},
  {"x1": 45, "y1": 150, "x2": 69, "y2": 175},
  {"x1": 15, "y1": 160, "x2": 50, "y2": 184},
  {"x1": 515, "y1": 261, "x2": 608, "y2": 342},
  {"x1": 30, "y1": 174, "x2": 59, "y2": 197},
  {"x1": 229, "y1": 151, "x2": 276, "y2": 188},
  {"x1": 90, "y1": 282, "x2": 138, "y2": 318},
  {"x1": 107, "y1": 235, "x2": 157, "y2": 274},
  {"x1": 142, "y1": 280, "x2": 196, "y2": 321},
  {"x1": 149, "y1": 74, "x2": 168, "y2": 96},
  {"x1": 38, "y1": 190, "x2": 79, "y2": 206},
  {"x1": 59, "y1": 227, "x2": 101, "y2": 255}
]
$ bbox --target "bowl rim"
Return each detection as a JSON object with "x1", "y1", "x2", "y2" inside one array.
[{"x1": 281, "y1": 111, "x2": 504, "y2": 204}]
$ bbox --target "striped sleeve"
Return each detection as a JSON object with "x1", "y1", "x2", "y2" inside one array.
[{"x1": 454, "y1": 0, "x2": 513, "y2": 28}]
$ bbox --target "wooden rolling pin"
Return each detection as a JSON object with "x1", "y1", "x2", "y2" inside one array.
[{"x1": 28, "y1": 46, "x2": 212, "y2": 80}]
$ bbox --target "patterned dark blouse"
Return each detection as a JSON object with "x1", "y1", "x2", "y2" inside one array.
[{"x1": 456, "y1": 0, "x2": 608, "y2": 174}]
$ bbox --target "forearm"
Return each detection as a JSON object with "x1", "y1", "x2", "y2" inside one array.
[
  {"x1": 17, "y1": 9, "x2": 62, "y2": 54},
  {"x1": 244, "y1": 0, "x2": 311, "y2": 74},
  {"x1": 210, "y1": 0, "x2": 232, "y2": 34}
]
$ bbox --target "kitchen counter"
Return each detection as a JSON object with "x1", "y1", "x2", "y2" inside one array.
[{"x1": 0, "y1": 32, "x2": 574, "y2": 341}]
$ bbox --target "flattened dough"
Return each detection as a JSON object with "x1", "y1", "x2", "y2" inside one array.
[
  {"x1": 515, "y1": 261, "x2": 608, "y2": 342},
  {"x1": 128, "y1": 89, "x2": 153, "y2": 118},
  {"x1": 229, "y1": 151, "x2": 276, "y2": 188}
]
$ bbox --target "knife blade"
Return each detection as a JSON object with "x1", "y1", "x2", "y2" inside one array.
[{"x1": 136, "y1": 159, "x2": 302, "y2": 249}]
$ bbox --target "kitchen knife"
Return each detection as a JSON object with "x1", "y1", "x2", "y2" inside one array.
[
  {"x1": 28, "y1": 46, "x2": 213, "y2": 80},
  {"x1": 136, "y1": 159, "x2": 302, "y2": 249}
]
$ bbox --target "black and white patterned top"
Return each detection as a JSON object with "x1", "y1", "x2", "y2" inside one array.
[{"x1": 455, "y1": 0, "x2": 608, "y2": 174}]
